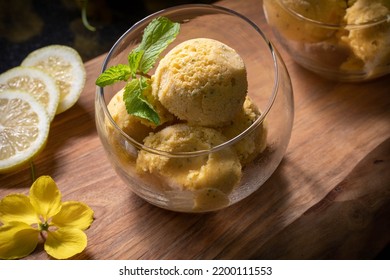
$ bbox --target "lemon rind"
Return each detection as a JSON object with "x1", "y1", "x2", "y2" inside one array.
[
  {"x1": 21, "y1": 45, "x2": 86, "y2": 114},
  {"x1": 0, "y1": 66, "x2": 60, "y2": 122}
]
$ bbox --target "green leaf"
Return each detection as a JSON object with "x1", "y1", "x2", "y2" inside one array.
[
  {"x1": 95, "y1": 64, "x2": 131, "y2": 87},
  {"x1": 128, "y1": 49, "x2": 145, "y2": 78},
  {"x1": 123, "y1": 77, "x2": 160, "y2": 125},
  {"x1": 95, "y1": 16, "x2": 180, "y2": 127},
  {"x1": 135, "y1": 17, "x2": 180, "y2": 73}
]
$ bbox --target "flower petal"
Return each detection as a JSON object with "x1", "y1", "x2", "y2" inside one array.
[
  {"x1": 29, "y1": 176, "x2": 62, "y2": 220},
  {"x1": 45, "y1": 227, "x2": 87, "y2": 259},
  {"x1": 51, "y1": 201, "x2": 94, "y2": 230},
  {"x1": 0, "y1": 194, "x2": 40, "y2": 225},
  {"x1": 0, "y1": 221, "x2": 39, "y2": 259}
]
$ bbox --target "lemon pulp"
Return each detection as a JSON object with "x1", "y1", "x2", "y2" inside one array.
[
  {"x1": 21, "y1": 45, "x2": 86, "y2": 114},
  {"x1": 0, "y1": 90, "x2": 50, "y2": 173}
]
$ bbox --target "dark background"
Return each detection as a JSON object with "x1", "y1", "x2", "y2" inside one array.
[{"x1": 0, "y1": 0, "x2": 216, "y2": 73}]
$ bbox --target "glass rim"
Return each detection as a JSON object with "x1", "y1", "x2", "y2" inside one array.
[
  {"x1": 276, "y1": 0, "x2": 390, "y2": 29},
  {"x1": 97, "y1": 3, "x2": 281, "y2": 158}
]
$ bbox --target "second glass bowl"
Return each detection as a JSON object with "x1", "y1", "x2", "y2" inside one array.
[
  {"x1": 263, "y1": 0, "x2": 390, "y2": 82},
  {"x1": 95, "y1": 4, "x2": 294, "y2": 212}
]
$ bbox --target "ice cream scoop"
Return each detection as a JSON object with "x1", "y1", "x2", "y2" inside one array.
[
  {"x1": 136, "y1": 123, "x2": 242, "y2": 194},
  {"x1": 341, "y1": 0, "x2": 390, "y2": 76},
  {"x1": 152, "y1": 38, "x2": 247, "y2": 127},
  {"x1": 220, "y1": 96, "x2": 267, "y2": 166},
  {"x1": 106, "y1": 88, "x2": 152, "y2": 143},
  {"x1": 264, "y1": 0, "x2": 347, "y2": 42},
  {"x1": 263, "y1": 0, "x2": 390, "y2": 81},
  {"x1": 106, "y1": 85, "x2": 175, "y2": 142}
]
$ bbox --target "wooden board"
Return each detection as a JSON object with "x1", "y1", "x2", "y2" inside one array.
[{"x1": 1, "y1": 0, "x2": 389, "y2": 259}]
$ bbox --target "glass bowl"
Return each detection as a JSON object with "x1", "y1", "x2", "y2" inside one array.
[
  {"x1": 95, "y1": 4, "x2": 294, "y2": 212},
  {"x1": 263, "y1": 0, "x2": 390, "y2": 82}
]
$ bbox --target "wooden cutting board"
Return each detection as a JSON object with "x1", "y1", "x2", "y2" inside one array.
[{"x1": 1, "y1": 0, "x2": 389, "y2": 259}]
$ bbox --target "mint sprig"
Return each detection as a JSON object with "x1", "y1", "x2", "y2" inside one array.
[{"x1": 96, "y1": 17, "x2": 180, "y2": 125}]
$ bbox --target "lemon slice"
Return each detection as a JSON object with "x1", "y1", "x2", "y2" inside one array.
[
  {"x1": 0, "y1": 66, "x2": 60, "y2": 122},
  {"x1": 0, "y1": 90, "x2": 50, "y2": 173},
  {"x1": 21, "y1": 45, "x2": 86, "y2": 114}
]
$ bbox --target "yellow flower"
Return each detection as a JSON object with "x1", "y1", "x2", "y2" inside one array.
[{"x1": 0, "y1": 176, "x2": 94, "y2": 259}]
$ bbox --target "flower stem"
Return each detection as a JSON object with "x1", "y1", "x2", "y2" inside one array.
[
  {"x1": 137, "y1": 71, "x2": 152, "y2": 79},
  {"x1": 81, "y1": 0, "x2": 96, "y2": 32},
  {"x1": 40, "y1": 231, "x2": 47, "y2": 241},
  {"x1": 30, "y1": 161, "x2": 36, "y2": 183}
]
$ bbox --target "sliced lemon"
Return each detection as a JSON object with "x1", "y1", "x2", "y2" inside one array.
[
  {"x1": 0, "y1": 66, "x2": 60, "y2": 122},
  {"x1": 21, "y1": 45, "x2": 86, "y2": 114},
  {"x1": 0, "y1": 90, "x2": 50, "y2": 173}
]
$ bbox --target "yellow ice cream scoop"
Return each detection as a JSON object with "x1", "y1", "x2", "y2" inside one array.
[
  {"x1": 106, "y1": 88, "x2": 153, "y2": 143},
  {"x1": 263, "y1": 0, "x2": 347, "y2": 43},
  {"x1": 152, "y1": 38, "x2": 248, "y2": 127},
  {"x1": 341, "y1": 0, "x2": 390, "y2": 75},
  {"x1": 220, "y1": 96, "x2": 267, "y2": 166},
  {"x1": 106, "y1": 86, "x2": 176, "y2": 142},
  {"x1": 136, "y1": 123, "x2": 242, "y2": 195}
]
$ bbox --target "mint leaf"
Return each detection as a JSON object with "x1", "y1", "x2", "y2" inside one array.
[
  {"x1": 123, "y1": 77, "x2": 160, "y2": 125},
  {"x1": 95, "y1": 64, "x2": 131, "y2": 87},
  {"x1": 95, "y1": 17, "x2": 180, "y2": 126},
  {"x1": 128, "y1": 49, "x2": 145, "y2": 78},
  {"x1": 135, "y1": 16, "x2": 180, "y2": 73}
]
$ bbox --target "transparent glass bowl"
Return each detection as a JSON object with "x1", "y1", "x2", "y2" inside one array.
[
  {"x1": 263, "y1": 0, "x2": 390, "y2": 82},
  {"x1": 95, "y1": 4, "x2": 294, "y2": 212}
]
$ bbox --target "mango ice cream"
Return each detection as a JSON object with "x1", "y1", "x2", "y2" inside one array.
[
  {"x1": 263, "y1": 0, "x2": 390, "y2": 79},
  {"x1": 152, "y1": 38, "x2": 247, "y2": 127},
  {"x1": 106, "y1": 37, "x2": 268, "y2": 211}
]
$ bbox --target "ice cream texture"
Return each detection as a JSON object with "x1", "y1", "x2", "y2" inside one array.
[
  {"x1": 136, "y1": 124, "x2": 242, "y2": 194},
  {"x1": 106, "y1": 88, "x2": 153, "y2": 143},
  {"x1": 264, "y1": 0, "x2": 348, "y2": 43},
  {"x1": 220, "y1": 96, "x2": 267, "y2": 166},
  {"x1": 106, "y1": 83, "x2": 175, "y2": 140},
  {"x1": 152, "y1": 38, "x2": 247, "y2": 127},
  {"x1": 264, "y1": 0, "x2": 390, "y2": 79},
  {"x1": 106, "y1": 37, "x2": 268, "y2": 211},
  {"x1": 341, "y1": 0, "x2": 390, "y2": 73}
]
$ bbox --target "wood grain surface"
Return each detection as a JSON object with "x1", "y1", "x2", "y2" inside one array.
[{"x1": 1, "y1": 0, "x2": 389, "y2": 259}]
